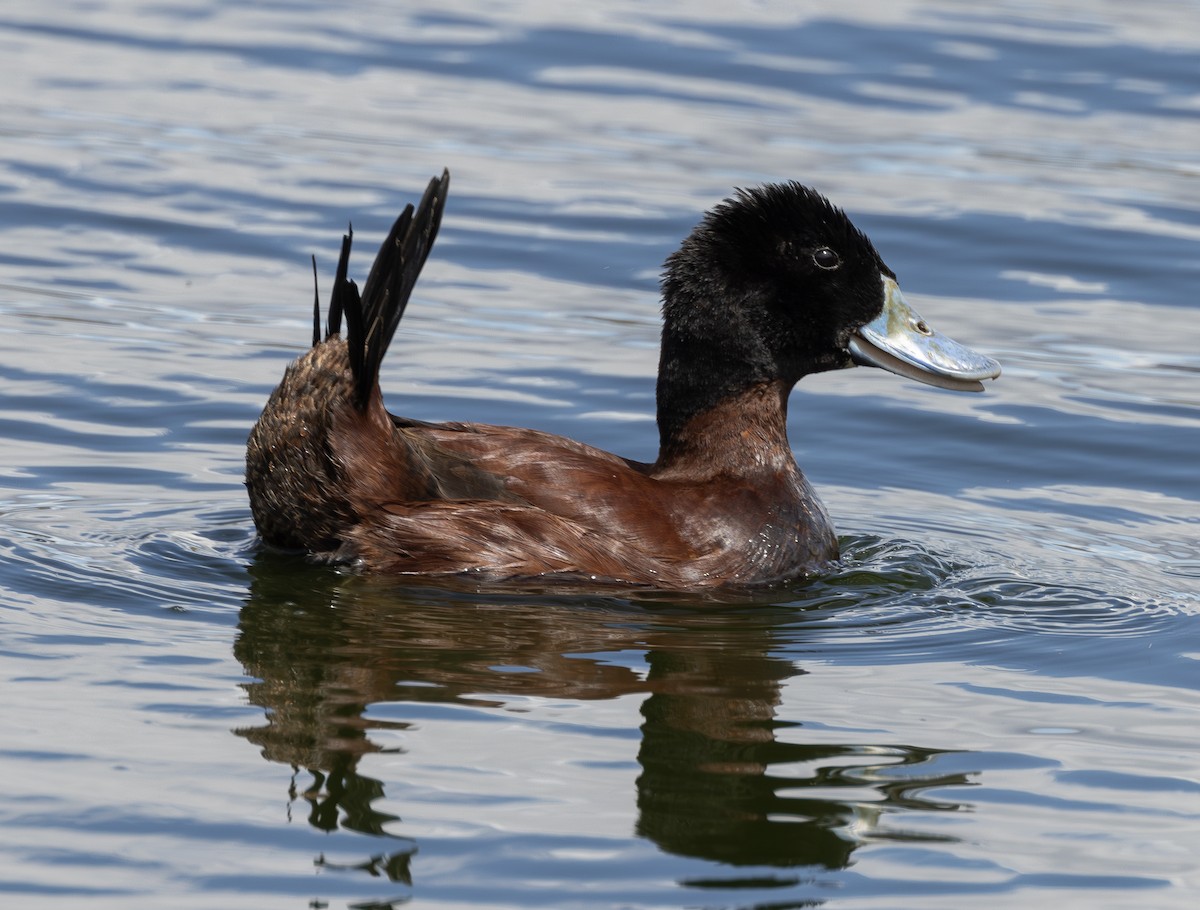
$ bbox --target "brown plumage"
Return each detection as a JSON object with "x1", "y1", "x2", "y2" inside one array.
[{"x1": 246, "y1": 169, "x2": 998, "y2": 589}]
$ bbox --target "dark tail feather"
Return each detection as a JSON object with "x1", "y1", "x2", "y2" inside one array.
[
  {"x1": 323, "y1": 227, "x2": 358, "y2": 343},
  {"x1": 311, "y1": 256, "x2": 320, "y2": 347},
  {"x1": 306, "y1": 169, "x2": 443, "y2": 411},
  {"x1": 354, "y1": 170, "x2": 449, "y2": 408}
]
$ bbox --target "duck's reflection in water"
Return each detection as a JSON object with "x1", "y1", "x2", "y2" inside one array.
[{"x1": 234, "y1": 556, "x2": 966, "y2": 896}]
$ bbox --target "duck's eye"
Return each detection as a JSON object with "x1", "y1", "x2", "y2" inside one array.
[{"x1": 812, "y1": 247, "x2": 840, "y2": 270}]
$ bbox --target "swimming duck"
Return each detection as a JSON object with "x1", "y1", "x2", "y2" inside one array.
[{"x1": 246, "y1": 170, "x2": 999, "y2": 588}]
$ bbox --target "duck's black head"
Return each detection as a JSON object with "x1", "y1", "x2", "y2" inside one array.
[{"x1": 656, "y1": 181, "x2": 999, "y2": 448}]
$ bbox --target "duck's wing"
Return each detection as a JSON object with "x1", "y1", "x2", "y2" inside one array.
[
  {"x1": 324, "y1": 418, "x2": 682, "y2": 581},
  {"x1": 393, "y1": 424, "x2": 529, "y2": 503}
]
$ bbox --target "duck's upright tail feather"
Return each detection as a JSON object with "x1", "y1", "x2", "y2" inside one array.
[
  {"x1": 326, "y1": 169, "x2": 450, "y2": 410},
  {"x1": 247, "y1": 170, "x2": 450, "y2": 556}
]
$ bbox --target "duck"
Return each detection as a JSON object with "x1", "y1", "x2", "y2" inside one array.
[{"x1": 246, "y1": 170, "x2": 999, "y2": 589}]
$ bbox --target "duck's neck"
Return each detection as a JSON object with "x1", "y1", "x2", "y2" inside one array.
[{"x1": 653, "y1": 378, "x2": 797, "y2": 480}]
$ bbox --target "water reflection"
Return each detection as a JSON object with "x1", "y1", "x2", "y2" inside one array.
[
  {"x1": 636, "y1": 650, "x2": 959, "y2": 871},
  {"x1": 234, "y1": 555, "x2": 968, "y2": 893}
]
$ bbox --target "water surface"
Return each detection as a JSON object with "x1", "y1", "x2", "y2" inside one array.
[{"x1": 2, "y1": 1, "x2": 1198, "y2": 908}]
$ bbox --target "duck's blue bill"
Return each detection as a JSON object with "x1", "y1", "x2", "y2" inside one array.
[{"x1": 847, "y1": 277, "x2": 1002, "y2": 392}]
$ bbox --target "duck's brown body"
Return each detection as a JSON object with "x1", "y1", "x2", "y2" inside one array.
[
  {"x1": 246, "y1": 170, "x2": 998, "y2": 590},
  {"x1": 247, "y1": 336, "x2": 836, "y2": 588}
]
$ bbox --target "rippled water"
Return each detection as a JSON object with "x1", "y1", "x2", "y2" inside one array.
[{"x1": 2, "y1": 1, "x2": 1199, "y2": 907}]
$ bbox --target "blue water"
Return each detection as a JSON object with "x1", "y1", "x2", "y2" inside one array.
[{"x1": 2, "y1": 2, "x2": 1199, "y2": 908}]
